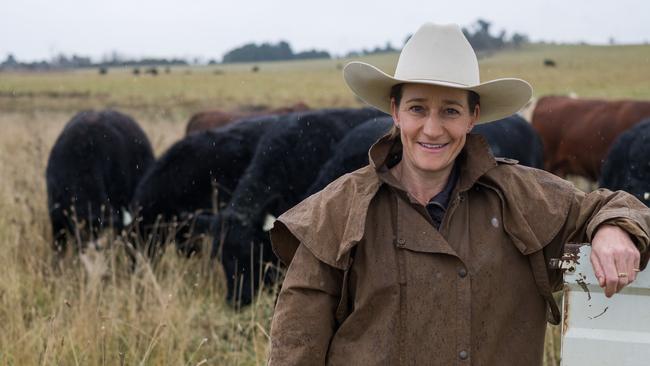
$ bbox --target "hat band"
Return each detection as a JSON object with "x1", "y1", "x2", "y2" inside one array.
[{"x1": 395, "y1": 77, "x2": 474, "y2": 88}]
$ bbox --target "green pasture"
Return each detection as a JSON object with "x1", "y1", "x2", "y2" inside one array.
[{"x1": 1, "y1": 43, "x2": 648, "y2": 118}]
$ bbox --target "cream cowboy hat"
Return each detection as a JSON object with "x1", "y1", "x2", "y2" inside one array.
[{"x1": 343, "y1": 23, "x2": 532, "y2": 124}]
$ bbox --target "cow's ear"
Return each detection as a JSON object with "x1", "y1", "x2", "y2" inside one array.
[
  {"x1": 122, "y1": 208, "x2": 133, "y2": 227},
  {"x1": 262, "y1": 213, "x2": 277, "y2": 232}
]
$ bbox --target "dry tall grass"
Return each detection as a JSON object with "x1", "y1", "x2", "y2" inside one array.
[{"x1": 0, "y1": 112, "x2": 278, "y2": 365}]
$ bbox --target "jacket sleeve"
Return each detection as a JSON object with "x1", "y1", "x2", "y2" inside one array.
[
  {"x1": 268, "y1": 243, "x2": 343, "y2": 365},
  {"x1": 544, "y1": 187, "x2": 650, "y2": 290}
]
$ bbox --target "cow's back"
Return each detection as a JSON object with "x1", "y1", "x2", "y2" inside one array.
[
  {"x1": 600, "y1": 118, "x2": 650, "y2": 206},
  {"x1": 473, "y1": 114, "x2": 544, "y2": 169},
  {"x1": 532, "y1": 96, "x2": 650, "y2": 180}
]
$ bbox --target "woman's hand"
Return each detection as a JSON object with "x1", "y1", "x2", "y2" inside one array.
[{"x1": 590, "y1": 224, "x2": 640, "y2": 297}]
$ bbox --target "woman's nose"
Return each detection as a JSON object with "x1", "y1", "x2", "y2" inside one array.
[{"x1": 422, "y1": 115, "x2": 444, "y2": 137}]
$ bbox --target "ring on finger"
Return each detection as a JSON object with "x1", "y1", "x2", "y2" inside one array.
[{"x1": 618, "y1": 272, "x2": 628, "y2": 278}]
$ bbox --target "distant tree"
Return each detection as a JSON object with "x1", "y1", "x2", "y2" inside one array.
[
  {"x1": 496, "y1": 30, "x2": 506, "y2": 48},
  {"x1": 511, "y1": 33, "x2": 529, "y2": 48},
  {"x1": 466, "y1": 19, "x2": 493, "y2": 50},
  {"x1": 477, "y1": 19, "x2": 491, "y2": 34},
  {"x1": 3, "y1": 54, "x2": 18, "y2": 66},
  {"x1": 222, "y1": 40, "x2": 329, "y2": 63},
  {"x1": 71, "y1": 54, "x2": 92, "y2": 67},
  {"x1": 461, "y1": 19, "x2": 528, "y2": 51},
  {"x1": 345, "y1": 41, "x2": 397, "y2": 58}
]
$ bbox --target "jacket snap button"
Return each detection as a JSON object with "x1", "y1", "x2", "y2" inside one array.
[
  {"x1": 397, "y1": 238, "x2": 406, "y2": 246},
  {"x1": 459, "y1": 350, "x2": 469, "y2": 360},
  {"x1": 458, "y1": 268, "x2": 467, "y2": 278}
]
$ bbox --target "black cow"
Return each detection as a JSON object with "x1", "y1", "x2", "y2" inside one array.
[
  {"x1": 131, "y1": 114, "x2": 282, "y2": 256},
  {"x1": 473, "y1": 114, "x2": 544, "y2": 169},
  {"x1": 307, "y1": 116, "x2": 393, "y2": 195},
  {"x1": 46, "y1": 110, "x2": 154, "y2": 254},
  {"x1": 600, "y1": 118, "x2": 650, "y2": 206},
  {"x1": 208, "y1": 108, "x2": 386, "y2": 306}
]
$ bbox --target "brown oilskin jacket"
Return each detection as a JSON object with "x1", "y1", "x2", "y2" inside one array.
[{"x1": 268, "y1": 134, "x2": 650, "y2": 366}]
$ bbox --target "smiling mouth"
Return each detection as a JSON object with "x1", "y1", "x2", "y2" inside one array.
[{"x1": 418, "y1": 142, "x2": 448, "y2": 150}]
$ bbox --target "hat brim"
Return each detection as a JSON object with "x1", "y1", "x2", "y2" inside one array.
[{"x1": 343, "y1": 62, "x2": 532, "y2": 124}]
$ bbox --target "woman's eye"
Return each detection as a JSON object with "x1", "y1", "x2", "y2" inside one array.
[
  {"x1": 444, "y1": 108, "x2": 460, "y2": 116},
  {"x1": 409, "y1": 105, "x2": 424, "y2": 113}
]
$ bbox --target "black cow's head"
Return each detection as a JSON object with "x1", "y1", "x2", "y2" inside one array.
[{"x1": 195, "y1": 210, "x2": 277, "y2": 307}]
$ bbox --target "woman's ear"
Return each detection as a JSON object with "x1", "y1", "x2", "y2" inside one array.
[
  {"x1": 468, "y1": 104, "x2": 480, "y2": 132},
  {"x1": 391, "y1": 97, "x2": 400, "y2": 128}
]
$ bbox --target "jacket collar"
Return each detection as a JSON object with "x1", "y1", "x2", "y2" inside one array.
[
  {"x1": 368, "y1": 133, "x2": 498, "y2": 193},
  {"x1": 272, "y1": 133, "x2": 500, "y2": 269}
]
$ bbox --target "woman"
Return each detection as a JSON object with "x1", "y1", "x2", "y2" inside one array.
[{"x1": 267, "y1": 23, "x2": 650, "y2": 365}]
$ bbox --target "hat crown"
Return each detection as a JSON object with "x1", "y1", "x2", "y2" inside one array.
[{"x1": 395, "y1": 23, "x2": 479, "y2": 86}]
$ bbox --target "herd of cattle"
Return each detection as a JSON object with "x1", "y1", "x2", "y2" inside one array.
[{"x1": 45, "y1": 95, "x2": 650, "y2": 306}]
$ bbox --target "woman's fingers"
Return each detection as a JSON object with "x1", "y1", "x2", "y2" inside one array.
[
  {"x1": 590, "y1": 251, "x2": 606, "y2": 288},
  {"x1": 590, "y1": 249, "x2": 619, "y2": 297},
  {"x1": 628, "y1": 246, "x2": 641, "y2": 283},
  {"x1": 614, "y1": 256, "x2": 630, "y2": 292},
  {"x1": 590, "y1": 224, "x2": 641, "y2": 297},
  {"x1": 601, "y1": 253, "x2": 621, "y2": 297}
]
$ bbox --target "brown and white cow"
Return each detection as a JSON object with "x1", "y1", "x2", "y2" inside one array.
[{"x1": 531, "y1": 95, "x2": 650, "y2": 181}]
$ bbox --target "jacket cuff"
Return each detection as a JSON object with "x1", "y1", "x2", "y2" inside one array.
[{"x1": 588, "y1": 216, "x2": 649, "y2": 253}]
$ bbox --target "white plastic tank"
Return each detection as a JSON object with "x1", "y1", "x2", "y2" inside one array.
[{"x1": 561, "y1": 245, "x2": 650, "y2": 365}]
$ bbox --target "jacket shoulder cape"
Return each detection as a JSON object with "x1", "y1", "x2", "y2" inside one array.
[
  {"x1": 271, "y1": 161, "x2": 576, "y2": 269},
  {"x1": 271, "y1": 165, "x2": 381, "y2": 270}
]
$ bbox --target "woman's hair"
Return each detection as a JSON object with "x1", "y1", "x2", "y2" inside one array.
[{"x1": 388, "y1": 83, "x2": 480, "y2": 138}]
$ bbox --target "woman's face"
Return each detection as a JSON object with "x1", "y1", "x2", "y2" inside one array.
[{"x1": 391, "y1": 83, "x2": 479, "y2": 178}]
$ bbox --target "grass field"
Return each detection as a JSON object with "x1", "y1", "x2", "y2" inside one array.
[{"x1": 1, "y1": 43, "x2": 649, "y2": 365}]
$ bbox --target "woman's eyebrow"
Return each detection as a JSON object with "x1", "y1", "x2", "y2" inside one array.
[
  {"x1": 404, "y1": 97, "x2": 428, "y2": 104},
  {"x1": 442, "y1": 99, "x2": 464, "y2": 107},
  {"x1": 404, "y1": 97, "x2": 464, "y2": 107}
]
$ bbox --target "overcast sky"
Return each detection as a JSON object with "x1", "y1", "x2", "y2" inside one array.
[{"x1": 1, "y1": 0, "x2": 648, "y2": 62}]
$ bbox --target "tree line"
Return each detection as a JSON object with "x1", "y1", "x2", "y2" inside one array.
[
  {"x1": 1, "y1": 19, "x2": 529, "y2": 71},
  {"x1": 0, "y1": 53, "x2": 189, "y2": 72}
]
